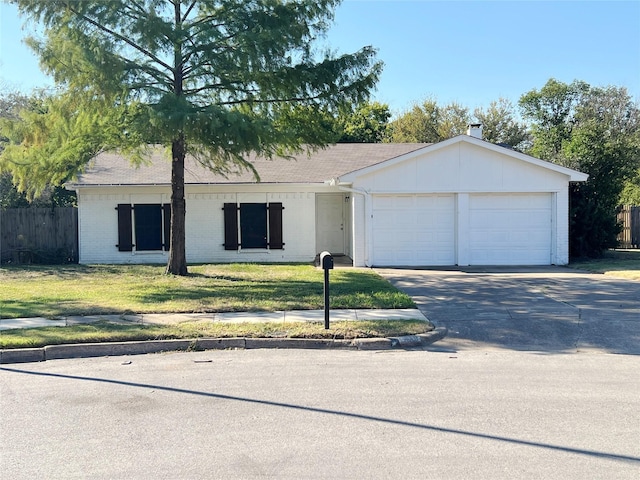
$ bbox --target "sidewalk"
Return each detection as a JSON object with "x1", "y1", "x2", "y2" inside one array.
[{"x1": 0, "y1": 308, "x2": 428, "y2": 330}]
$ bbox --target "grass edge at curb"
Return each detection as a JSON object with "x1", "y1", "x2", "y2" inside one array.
[
  {"x1": 0, "y1": 327, "x2": 449, "y2": 364},
  {"x1": 0, "y1": 319, "x2": 433, "y2": 350}
]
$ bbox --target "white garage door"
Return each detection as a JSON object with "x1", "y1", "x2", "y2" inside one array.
[
  {"x1": 469, "y1": 193, "x2": 552, "y2": 265},
  {"x1": 372, "y1": 195, "x2": 455, "y2": 266}
]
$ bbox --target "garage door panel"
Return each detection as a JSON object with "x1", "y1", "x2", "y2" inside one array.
[
  {"x1": 372, "y1": 195, "x2": 455, "y2": 266},
  {"x1": 372, "y1": 193, "x2": 553, "y2": 267},
  {"x1": 525, "y1": 212, "x2": 550, "y2": 226},
  {"x1": 469, "y1": 193, "x2": 552, "y2": 265}
]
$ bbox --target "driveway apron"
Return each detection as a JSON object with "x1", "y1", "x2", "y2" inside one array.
[{"x1": 376, "y1": 267, "x2": 640, "y2": 354}]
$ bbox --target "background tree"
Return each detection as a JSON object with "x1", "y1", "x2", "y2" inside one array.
[
  {"x1": 1, "y1": 88, "x2": 76, "y2": 208},
  {"x1": 385, "y1": 99, "x2": 439, "y2": 143},
  {"x1": 474, "y1": 98, "x2": 529, "y2": 150},
  {"x1": 518, "y1": 79, "x2": 590, "y2": 163},
  {"x1": 437, "y1": 102, "x2": 470, "y2": 140},
  {"x1": 0, "y1": 90, "x2": 30, "y2": 208},
  {"x1": 2, "y1": 0, "x2": 381, "y2": 275},
  {"x1": 620, "y1": 169, "x2": 640, "y2": 205},
  {"x1": 336, "y1": 101, "x2": 390, "y2": 143},
  {"x1": 519, "y1": 79, "x2": 640, "y2": 257},
  {"x1": 386, "y1": 98, "x2": 470, "y2": 143},
  {"x1": 0, "y1": 172, "x2": 29, "y2": 209}
]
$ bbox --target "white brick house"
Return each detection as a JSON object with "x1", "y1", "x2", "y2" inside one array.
[{"x1": 67, "y1": 132, "x2": 587, "y2": 267}]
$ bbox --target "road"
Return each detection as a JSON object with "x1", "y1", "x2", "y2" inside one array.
[{"x1": 1, "y1": 349, "x2": 639, "y2": 479}]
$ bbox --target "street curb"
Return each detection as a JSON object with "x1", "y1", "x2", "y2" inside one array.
[
  {"x1": 245, "y1": 338, "x2": 352, "y2": 349},
  {"x1": 44, "y1": 339, "x2": 196, "y2": 360},
  {"x1": 389, "y1": 327, "x2": 448, "y2": 348},
  {"x1": 0, "y1": 348, "x2": 45, "y2": 364},
  {"x1": 0, "y1": 328, "x2": 448, "y2": 364}
]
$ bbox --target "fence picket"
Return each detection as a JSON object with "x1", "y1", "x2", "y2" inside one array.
[
  {"x1": 0, "y1": 207, "x2": 78, "y2": 264},
  {"x1": 617, "y1": 205, "x2": 640, "y2": 249}
]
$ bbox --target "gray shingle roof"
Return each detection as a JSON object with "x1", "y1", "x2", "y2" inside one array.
[{"x1": 69, "y1": 143, "x2": 430, "y2": 187}]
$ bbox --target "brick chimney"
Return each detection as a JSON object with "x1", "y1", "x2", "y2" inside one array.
[{"x1": 467, "y1": 123, "x2": 483, "y2": 139}]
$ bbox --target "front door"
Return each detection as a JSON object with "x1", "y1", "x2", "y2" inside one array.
[{"x1": 316, "y1": 194, "x2": 345, "y2": 254}]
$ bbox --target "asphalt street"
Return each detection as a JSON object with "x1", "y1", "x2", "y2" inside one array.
[{"x1": 1, "y1": 349, "x2": 639, "y2": 479}]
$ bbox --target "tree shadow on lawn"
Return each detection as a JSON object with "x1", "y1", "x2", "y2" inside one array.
[
  {"x1": 0, "y1": 264, "x2": 164, "y2": 279},
  {"x1": 136, "y1": 275, "x2": 414, "y2": 312},
  {"x1": 0, "y1": 299, "x2": 61, "y2": 319},
  {"x1": 137, "y1": 279, "x2": 323, "y2": 311},
  {"x1": 0, "y1": 298, "x2": 127, "y2": 320},
  {"x1": 0, "y1": 264, "x2": 94, "y2": 279}
]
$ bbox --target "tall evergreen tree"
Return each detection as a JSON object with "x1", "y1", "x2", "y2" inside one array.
[{"x1": 1, "y1": 0, "x2": 381, "y2": 274}]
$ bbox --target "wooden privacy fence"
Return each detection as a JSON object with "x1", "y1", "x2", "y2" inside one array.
[
  {"x1": 0, "y1": 207, "x2": 78, "y2": 264},
  {"x1": 617, "y1": 205, "x2": 640, "y2": 249}
]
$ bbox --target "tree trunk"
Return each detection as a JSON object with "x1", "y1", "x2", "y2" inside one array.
[{"x1": 166, "y1": 135, "x2": 188, "y2": 275}]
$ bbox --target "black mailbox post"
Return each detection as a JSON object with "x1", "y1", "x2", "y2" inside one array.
[{"x1": 320, "y1": 251, "x2": 333, "y2": 329}]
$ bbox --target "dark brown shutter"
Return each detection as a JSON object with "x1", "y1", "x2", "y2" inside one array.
[
  {"x1": 268, "y1": 202, "x2": 284, "y2": 249},
  {"x1": 223, "y1": 203, "x2": 239, "y2": 250},
  {"x1": 162, "y1": 204, "x2": 171, "y2": 251},
  {"x1": 116, "y1": 204, "x2": 133, "y2": 251}
]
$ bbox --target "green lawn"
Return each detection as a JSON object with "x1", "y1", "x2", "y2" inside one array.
[
  {"x1": 0, "y1": 263, "x2": 415, "y2": 319},
  {"x1": 0, "y1": 319, "x2": 431, "y2": 349},
  {"x1": 0, "y1": 263, "x2": 425, "y2": 349},
  {"x1": 570, "y1": 250, "x2": 640, "y2": 281}
]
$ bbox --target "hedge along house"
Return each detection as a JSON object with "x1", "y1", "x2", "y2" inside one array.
[{"x1": 67, "y1": 126, "x2": 587, "y2": 267}]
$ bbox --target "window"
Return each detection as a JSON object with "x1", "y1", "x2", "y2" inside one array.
[
  {"x1": 116, "y1": 204, "x2": 171, "y2": 252},
  {"x1": 240, "y1": 203, "x2": 267, "y2": 248},
  {"x1": 223, "y1": 202, "x2": 284, "y2": 250},
  {"x1": 135, "y1": 204, "x2": 163, "y2": 250}
]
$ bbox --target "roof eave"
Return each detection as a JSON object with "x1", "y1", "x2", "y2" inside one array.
[{"x1": 67, "y1": 181, "x2": 336, "y2": 189}]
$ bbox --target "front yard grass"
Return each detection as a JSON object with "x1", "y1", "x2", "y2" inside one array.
[
  {"x1": 0, "y1": 263, "x2": 415, "y2": 319},
  {"x1": 0, "y1": 319, "x2": 431, "y2": 349},
  {"x1": 0, "y1": 263, "x2": 424, "y2": 349},
  {"x1": 570, "y1": 250, "x2": 640, "y2": 281}
]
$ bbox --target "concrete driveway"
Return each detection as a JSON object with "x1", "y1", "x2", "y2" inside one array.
[{"x1": 376, "y1": 266, "x2": 640, "y2": 354}]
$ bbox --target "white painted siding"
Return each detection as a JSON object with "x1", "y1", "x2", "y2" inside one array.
[
  {"x1": 351, "y1": 194, "x2": 366, "y2": 267},
  {"x1": 554, "y1": 189, "x2": 569, "y2": 264},
  {"x1": 352, "y1": 142, "x2": 569, "y2": 194}
]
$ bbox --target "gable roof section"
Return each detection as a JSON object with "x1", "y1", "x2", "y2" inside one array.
[
  {"x1": 68, "y1": 137, "x2": 588, "y2": 188},
  {"x1": 337, "y1": 135, "x2": 589, "y2": 183},
  {"x1": 69, "y1": 143, "x2": 429, "y2": 187}
]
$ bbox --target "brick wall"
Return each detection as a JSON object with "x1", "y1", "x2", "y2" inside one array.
[{"x1": 77, "y1": 186, "x2": 319, "y2": 264}]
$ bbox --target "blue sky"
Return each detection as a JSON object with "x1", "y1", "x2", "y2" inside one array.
[{"x1": 1, "y1": 0, "x2": 639, "y2": 117}]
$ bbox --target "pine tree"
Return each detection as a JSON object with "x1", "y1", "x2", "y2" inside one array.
[{"x1": 2, "y1": 0, "x2": 381, "y2": 274}]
